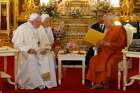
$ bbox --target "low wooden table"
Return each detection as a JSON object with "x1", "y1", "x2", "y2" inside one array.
[
  {"x1": 57, "y1": 52, "x2": 86, "y2": 85},
  {"x1": 0, "y1": 48, "x2": 19, "y2": 89}
]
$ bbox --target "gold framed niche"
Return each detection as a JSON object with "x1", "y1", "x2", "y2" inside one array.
[
  {"x1": 0, "y1": 0, "x2": 13, "y2": 47},
  {"x1": 0, "y1": 0, "x2": 19, "y2": 33},
  {"x1": 0, "y1": 0, "x2": 10, "y2": 34}
]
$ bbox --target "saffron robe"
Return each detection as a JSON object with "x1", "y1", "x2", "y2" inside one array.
[{"x1": 87, "y1": 26, "x2": 127, "y2": 83}]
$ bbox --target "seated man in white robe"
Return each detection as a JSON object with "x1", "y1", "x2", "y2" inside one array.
[
  {"x1": 12, "y1": 13, "x2": 46, "y2": 89},
  {"x1": 37, "y1": 14, "x2": 57, "y2": 88}
]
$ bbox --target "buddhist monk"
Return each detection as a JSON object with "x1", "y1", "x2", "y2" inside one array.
[{"x1": 87, "y1": 13, "x2": 127, "y2": 89}]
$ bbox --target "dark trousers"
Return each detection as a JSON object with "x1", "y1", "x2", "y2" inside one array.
[{"x1": 85, "y1": 46, "x2": 95, "y2": 70}]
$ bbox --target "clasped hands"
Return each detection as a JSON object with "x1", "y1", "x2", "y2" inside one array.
[
  {"x1": 27, "y1": 48, "x2": 49, "y2": 55},
  {"x1": 27, "y1": 49, "x2": 37, "y2": 54}
]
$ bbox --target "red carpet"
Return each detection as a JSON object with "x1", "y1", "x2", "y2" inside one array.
[
  {"x1": 0, "y1": 71, "x2": 2, "y2": 91},
  {"x1": 1, "y1": 58, "x2": 140, "y2": 93}
]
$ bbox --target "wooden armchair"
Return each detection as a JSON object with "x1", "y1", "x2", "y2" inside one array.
[{"x1": 118, "y1": 25, "x2": 134, "y2": 89}]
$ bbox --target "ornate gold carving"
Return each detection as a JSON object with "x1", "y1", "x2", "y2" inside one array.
[
  {"x1": 120, "y1": 0, "x2": 140, "y2": 22},
  {"x1": 18, "y1": 0, "x2": 39, "y2": 21},
  {"x1": 61, "y1": 16, "x2": 92, "y2": 50},
  {"x1": 0, "y1": 33, "x2": 12, "y2": 47},
  {"x1": 57, "y1": 0, "x2": 92, "y2": 50},
  {"x1": 121, "y1": 0, "x2": 134, "y2": 16},
  {"x1": 58, "y1": 0, "x2": 90, "y2": 17}
]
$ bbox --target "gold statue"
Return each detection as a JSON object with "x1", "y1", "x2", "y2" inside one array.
[
  {"x1": 120, "y1": 0, "x2": 140, "y2": 22},
  {"x1": 121, "y1": 0, "x2": 134, "y2": 16}
]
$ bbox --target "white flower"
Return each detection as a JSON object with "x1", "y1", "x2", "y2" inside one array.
[{"x1": 92, "y1": 1, "x2": 113, "y2": 12}]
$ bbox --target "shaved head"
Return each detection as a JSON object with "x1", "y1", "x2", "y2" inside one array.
[
  {"x1": 103, "y1": 13, "x2": 118, "y2": 28},
  {"x1": 103, "y1": 13, "x2": 117, "y2": 22}
]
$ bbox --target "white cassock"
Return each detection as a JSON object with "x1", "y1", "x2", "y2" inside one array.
[
  {"x1": 45, "y1": 27, "x2": 54, "y2": 44},
  {"x1": 38, "y1": 26, "x2": 57, "y2": 88},
  {"x1": 12, "y1": 22, "x2": 45, "y2": 89}
]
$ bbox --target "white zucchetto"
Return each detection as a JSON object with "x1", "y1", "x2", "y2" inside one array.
[
  {"x1": 40, "y1": 14, "x2": 50, "y2": 22},
  {"x1": 28, "y1": 13, "x2": 40, "y2": 21}
]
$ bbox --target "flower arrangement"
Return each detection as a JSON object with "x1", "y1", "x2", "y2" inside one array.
[
  {"x1": 66, "y1": 40, "x2": 78, "y2": 52},
  {"x1": 40, "y1": 2, "x2": 59, "y2": 18},
  {"x1": 92, "y1": 1, "x2": 113, "y2": 12},
  {"x1": 53, "y1": 21, "x2": 65, "y2": 41},
  {"x1": 53, "y1": 27, "x2": 62, "y2": 40}
]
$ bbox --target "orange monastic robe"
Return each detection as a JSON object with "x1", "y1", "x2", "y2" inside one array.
[{"x1": 87, "y1": 26, "x2": 127, "y2": 83}]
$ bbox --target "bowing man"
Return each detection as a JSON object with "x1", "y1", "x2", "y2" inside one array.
[{"x1": 37, "y1": 14, "x2": 57, "y2": 88}]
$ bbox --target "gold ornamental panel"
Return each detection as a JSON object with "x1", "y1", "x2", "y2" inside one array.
[
  {"x1": 0, "y1": 0, "x2": 10, "y2": 35},
  {"x1": 61, "y1": 16, "x2": 93, "y2": 50}
]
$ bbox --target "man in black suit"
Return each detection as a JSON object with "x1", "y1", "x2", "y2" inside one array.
[{"x1": 86, "y1": 13, "x2": 105, "y2": 70}]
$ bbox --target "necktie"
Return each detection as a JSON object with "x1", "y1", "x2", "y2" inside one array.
[{"x1": 100, "y1": 24, "x2": 104, "y2": 31}]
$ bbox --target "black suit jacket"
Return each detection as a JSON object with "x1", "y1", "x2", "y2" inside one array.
[{"x1": 91, "y1": 22, "x2": 105, "y2": 33}]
